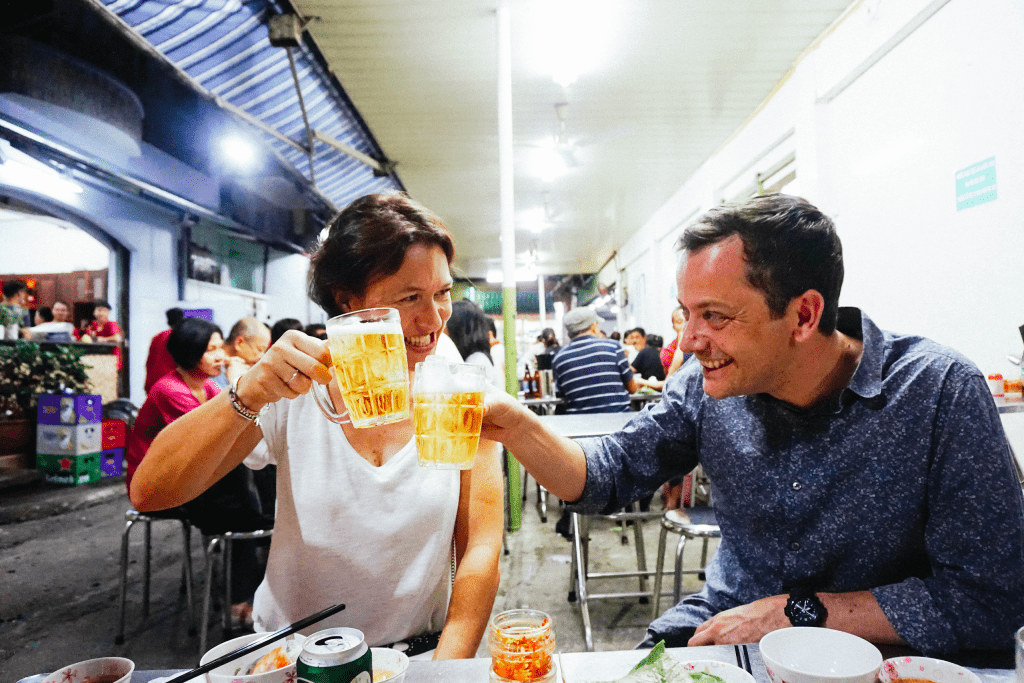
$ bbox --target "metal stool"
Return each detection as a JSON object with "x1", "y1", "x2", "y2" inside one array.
[
  {"x1": 651, "y1": 507, "x2": 720, "y2": 618},
  {"x1": 567, "y1": 507, "x2": 662, "y2": 651},
  {"x1": 116, "y1": 508, "x2": 196, "y2": 644},
  {"x1": 199, "y1": 528, "x2": 274, "y2": 655}
]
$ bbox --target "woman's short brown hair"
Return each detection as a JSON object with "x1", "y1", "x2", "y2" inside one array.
[{"x1": 308, "y1": 193, "x2": 455, "y2": 317}]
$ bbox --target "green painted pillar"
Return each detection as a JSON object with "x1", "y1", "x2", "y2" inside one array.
[{"x1": 503, "y1": 285, "x2": 521, "y2": 531}]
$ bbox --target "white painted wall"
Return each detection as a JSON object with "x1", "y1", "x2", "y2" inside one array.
[{"x1": 618, "y1": 0, "x2": 1024, "y2": 379}]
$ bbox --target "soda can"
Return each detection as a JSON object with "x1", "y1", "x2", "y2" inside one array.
[{"x1": 297, "y1": 627, "x2": 372, "y2": 683}]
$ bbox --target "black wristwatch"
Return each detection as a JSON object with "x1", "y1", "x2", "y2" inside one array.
[{"x1": 784, "y1": 588, "x2": 828, "y2": 627}]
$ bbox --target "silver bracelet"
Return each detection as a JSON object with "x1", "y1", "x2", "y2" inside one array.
[{"x1": 229, "y1": 376, "x2": 266, "y2": 426}]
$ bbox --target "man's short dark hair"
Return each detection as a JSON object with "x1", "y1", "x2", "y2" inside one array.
[
  {"x1": 93, "y1": 299, "x2": 112, "y2": 311},
  {"x1": 304, "y1": 323, "x2": 327, "y2": 340},
  {"x1": 625, "y1": 327, "x2": 645, "y2": 339},
  {"x1": 2, "y1": 280, "x2": 27, "y2": 299},
  {"x1": 680, "y1": 193, "x2": 843, "y2": 335},
  {"x1": 646, "y1": 334, "x2": 663, "y2": 348},
  {"x1": 166, "y1": 307, "x2": 185, "y2": 328}
]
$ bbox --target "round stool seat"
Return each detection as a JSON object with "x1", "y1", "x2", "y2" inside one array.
[{"x1": 661, "y1": 507, "x2": 721, "y2": 536}]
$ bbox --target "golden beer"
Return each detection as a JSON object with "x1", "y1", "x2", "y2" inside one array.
[
  {"x1": 413, "y1": 358, "x2": 488, "y2": 469},
  {"x1": 414, "y1": 391, "x2": 485, "y2": 469},
  {"x1": 312, "y1": 310, "x2": 410, "y2": 428}
]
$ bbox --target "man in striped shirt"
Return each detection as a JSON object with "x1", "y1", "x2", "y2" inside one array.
[{"x1": 552, "y1": 308, "x2": 638, "y2": 413}]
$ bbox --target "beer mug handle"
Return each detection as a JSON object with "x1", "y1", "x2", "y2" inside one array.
[{"x1": 310, "y1": 381, "x2": 351, "y2": 424}]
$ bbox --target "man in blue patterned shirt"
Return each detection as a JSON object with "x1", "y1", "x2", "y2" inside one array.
[{"x1": 482, "y1": 194, "x2": 1024, "y2": 655}]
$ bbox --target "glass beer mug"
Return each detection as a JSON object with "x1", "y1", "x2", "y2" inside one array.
[
  {"x1": 311, "y1": 307, "x2": 410, "y2": 428},
  {"x1": 412, "y1": 357, "x2": 487, "y2": 469}
]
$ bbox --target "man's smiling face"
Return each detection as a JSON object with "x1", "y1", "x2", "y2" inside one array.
[{"x1": 677, "y1": 236, "x2": 797, "y2": 400}]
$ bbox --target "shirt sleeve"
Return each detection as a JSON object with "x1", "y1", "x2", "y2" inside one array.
[
  {"x1": 570, "y1": 371, "x2": 701, "y2": 513},
  {"x1": 870, "y1": 368, "x2": 1024, "y2": 653}
]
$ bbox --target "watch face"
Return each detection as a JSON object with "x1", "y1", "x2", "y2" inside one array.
[{"x1": 788, "y1": 597, "x2": 822, "y2": 626}]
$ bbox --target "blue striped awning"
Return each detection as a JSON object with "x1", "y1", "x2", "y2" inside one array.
[{"x1": 98, "y1": 0, "x2": 402, "y2": 210}]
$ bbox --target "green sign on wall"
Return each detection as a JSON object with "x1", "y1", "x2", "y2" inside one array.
[{"x1": 955, "y1": 157, "x2": 997, "y2": 211}]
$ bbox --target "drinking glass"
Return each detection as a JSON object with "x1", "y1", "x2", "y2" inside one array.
[
  {"x1": 412, "y1": 357, "x2": 487, "y2": 469},
  {"x1": 311, "y1": 308, "x2": 409, "y2": 428}
]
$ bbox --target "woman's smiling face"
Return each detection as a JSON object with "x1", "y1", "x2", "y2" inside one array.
[{"x1": 343, "y1": 243, "x2": 453, "y2": 368}]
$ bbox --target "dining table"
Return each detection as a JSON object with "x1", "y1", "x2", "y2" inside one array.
[{"x1": 49, "y1": 642, "x2": 1014, "y2": 683}]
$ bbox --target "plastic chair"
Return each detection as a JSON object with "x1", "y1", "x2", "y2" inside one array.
[
  {"x1": 651, "y1": 468, "x2": 720, "y2": 619},
  {"x1": 115, "y1": 508, "x2": 197, "y2": 644},
  {"x1": 199, "y1": 527, "x2": 274, "y2": 655}
]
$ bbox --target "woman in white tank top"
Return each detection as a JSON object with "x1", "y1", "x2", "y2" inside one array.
[{"x1": 130, "y1": 193, "x2": 504, "y2": 659}]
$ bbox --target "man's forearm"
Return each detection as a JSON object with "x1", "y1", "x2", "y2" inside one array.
[
  {"x1": 820, "y1": 590, "x2": 904, "y2": 644},
  {"x1": 491, "y1": 408, "x2": 588, "y2": 502}
]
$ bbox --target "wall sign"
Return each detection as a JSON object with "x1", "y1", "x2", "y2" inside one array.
[{"x1": 955, "y1": 157, "x2": 997, "y2": 210}]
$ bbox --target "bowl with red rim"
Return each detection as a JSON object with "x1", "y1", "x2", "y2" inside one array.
[
  {"x1": 877, "y1": 657, "x2": 982, "y2": 683},
  {"x1": 759, "y1": 628, "x2": 882, "y2": 683}
]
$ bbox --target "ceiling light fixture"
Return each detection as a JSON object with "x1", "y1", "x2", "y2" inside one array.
[{"x1": 221, "y1": 134, "x2": 257, "y2": 168}]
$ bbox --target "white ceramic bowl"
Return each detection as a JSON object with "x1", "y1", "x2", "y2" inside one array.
[
  {"x1": 201, "y1": 632, "x2": 306, "y2": 683},
  {"x1": 878, "y1": 657, "x2": 982, "y2": 683},
  {"x1": 371, "y1": 647, "x2": 410, "y2": 683},
  {"x1": 680, "y1": 659, "x2": 756, "y2": 683},
  {"x1": 760, "y1": 628, "x2": 882, "y2": 683},
  {"x1": 43, "y1": 657, "x2": 134, "y2": 683}
]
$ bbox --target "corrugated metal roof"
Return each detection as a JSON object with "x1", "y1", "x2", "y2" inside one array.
[{"x1": 98, "y1": 0, "x2": 403, "y2": 210}]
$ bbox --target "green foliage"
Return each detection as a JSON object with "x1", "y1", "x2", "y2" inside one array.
[{"x1": 0, "y1": 340, "x2": 92, "y2": 421}]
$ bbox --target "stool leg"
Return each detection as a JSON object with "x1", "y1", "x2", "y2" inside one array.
[
  {"x1": 142, "y1": 519, "x2": 152, "y2": 617},
  {"x1": 570, "y1": 513, "x2": 593, "y2": 652},
  {"x1": 116, "y1": 518, "x2": 134, "y2": 645},
  {"x1": 200, "y1": 536, "x2": 220, "y2": 656},
  {"x1": 567, "y1": 513, "x2": 578, "y2": 602},
  {"x1": 180, "y1": 521, "x2": 197, "y2": 636},
  {"x1": 223, "y1": 537, "x2": 233, "y2": 637},
  {"x1": 673, "y1": 534, "x2": 688, "y2": 605},
  {"x1": 521, "y1": 465, "x2": 528, "y2": 502},
  {"x1": 631, "y1": 516, "x2": 649, "y2": 604},
  {"x1": 652, "y1": 525, "x2": 668, "y2": 619}
]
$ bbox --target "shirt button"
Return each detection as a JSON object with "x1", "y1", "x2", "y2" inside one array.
[
  {"x1": 790, "y1": 541, "x2": 801, "y2": 551},
  {"x1": 791, "y1": 481, "x2": 802, "y2": 491}
]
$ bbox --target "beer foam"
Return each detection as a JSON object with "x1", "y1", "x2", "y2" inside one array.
[
  {"x1": 415, "y1": 362, "x2": 486, "y2": 393},
  {"x1": 327, "y1": 320, "x2": 401, "y2": 336}
]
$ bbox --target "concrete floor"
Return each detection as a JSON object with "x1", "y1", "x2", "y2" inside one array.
[{"x1": 0, "y1": 476, "x2": 718, "y2": 682}]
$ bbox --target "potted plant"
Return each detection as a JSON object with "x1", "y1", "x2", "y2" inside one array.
[
  {"x1": 0, "y1": 305, "x2": 14, "y2": 340},
  {"x1": 0, "y1": 341, "x2": 92, "y2": 457}
]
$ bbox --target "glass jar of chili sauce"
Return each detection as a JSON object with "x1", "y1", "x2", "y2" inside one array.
[{"x1": 488, "y1": 609, "x2": 556, "y2": 683}]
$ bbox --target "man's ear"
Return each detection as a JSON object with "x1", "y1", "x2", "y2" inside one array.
[{"x1": 790, "y1": 290, "x2": 825, "y2": 342}]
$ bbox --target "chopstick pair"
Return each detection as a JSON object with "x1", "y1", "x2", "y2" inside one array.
[{"x1": 163, "y1": 603, "x2": 346, "y2": 683}]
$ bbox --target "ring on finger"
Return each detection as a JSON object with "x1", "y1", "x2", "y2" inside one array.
[{"x1": 287, "y1": 370, "x2": 299, "y2": 384}]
